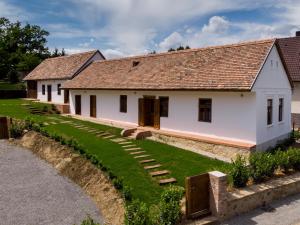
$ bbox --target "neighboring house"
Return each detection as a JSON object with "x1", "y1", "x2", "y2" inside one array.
[
  {"x1": 62, "y1": 39, "x2": 292, "y2": 151},
  {"x1": 277, "y1": 32, "x2": 300, "y2": 128},
  {"x1": 23, "y1": 50, "x2": 105, "y2": 110}
]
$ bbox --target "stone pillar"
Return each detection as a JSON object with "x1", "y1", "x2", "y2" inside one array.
[{"x1": 209, "y1": 171, "x2": 228, "y2": 219}]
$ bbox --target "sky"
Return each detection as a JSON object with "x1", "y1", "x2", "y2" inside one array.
[{"x1": 1, "y1": 0, "x2": 300, "y2": 58}]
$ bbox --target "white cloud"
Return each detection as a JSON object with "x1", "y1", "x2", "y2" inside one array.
[
  {"x1": 47, "y1": 24, "x2": 87, "y2": 38},
  {"x1": 202, "y1": 16, "x2": 230, "y2": 34},
  {"x1": 79, "y1": 38, "x2": 95, "y2": 47},
  {"x1": 0, "y1": 1, "x2": 29, "y2": 21},
  {"x1": 159, "y1": 32, "x2": 183, "y2": 51},
  {"x1": 102, "y1": 49, "x2": 126, "y2": 59}
]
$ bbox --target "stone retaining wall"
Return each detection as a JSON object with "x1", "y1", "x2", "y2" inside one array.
[{"x1": 209, "y1": 171, "x2": 300, "y2": 220}]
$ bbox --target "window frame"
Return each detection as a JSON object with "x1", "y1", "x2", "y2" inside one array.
[
  {"x1": 267, "y1": 98, "x2": 273, "y2": 126},
  {"x1": 278, "y1": 97, "x2": 284, "y2": 122},
  {"x1": 57, "y1": 84, "x2": 61, "y2": 95},
  {"x1": 159, "y1": 96, "x2": 169, "y2": 117},
  {"x1": 120, "y1": 95, "x2": 127, "y2": 113},
  {"x1": 198, "y1": 98, "x2": 212, "y2": 123},
  {"x1": 42, "y1": 85, "x2": 45, "y2": 95}
]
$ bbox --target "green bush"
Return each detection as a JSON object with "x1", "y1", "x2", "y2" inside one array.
[
  {"x1": 125, "y1": 200, "x2": 150, "y2": 225},
  {"x1": 10, "y1": 120, "x2": 26, "y2": 138},
  {"x1": 287, "y1": 148, "x2": 300, "y2": 170},
  {"x1": 249, "y1": 152, "x2": 276, "y2": 183},
  {"x1": 274, "y1": 150, "x2": 291, "y2": 171},
  {"x1": 157, "y1": 186, "x2": 184, "y2": 225},
  {"x1": 122, "y1": 185, "x2": 133, "y2": 202},
  {"x1": 229, "y1": 155, "x2": 249, "y2": 188},
  {"x1": 78, "y1": 215, "x2": 101, "y2": 225},
  {"x1": 112, "y1": 177, "x2": 123, "y2": 190}
]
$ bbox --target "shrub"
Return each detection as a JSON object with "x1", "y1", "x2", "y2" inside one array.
[
  {"x1": 157, "y1": 186, "x2": 184, "y2": 225},
  {"x1": 249, "y1": 152, "x2": 276, "y2": 183},
  {"x1": 122, "y1": 185, "x2": 133, "y2": 202},
  {"x1": 274, "y1": 150, "x2": 291, "y2": 171},
  {"x1": 229, "y1": 155, "x2": 249, "y2": 188},
  {"x1": 125, "y1": 200, "x2": 150, "y2": 225},
  {"x1": 10, "y1": 120, "x2": 26, "y2": 138},
  {"x1": 112, "y1": 177, "x2": 123, "y2": 190},
  {"x1": 79, "y1": 215, "x2": 101, "y2": 225},
  {"x1": 108, "y1": 170, "x2": 117, "y2": 179},
  {"x1": 90, "y1": 155, "x2": 99, "y2": 165}
]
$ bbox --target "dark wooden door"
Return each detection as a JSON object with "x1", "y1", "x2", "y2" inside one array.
[
  {"x1": 27, "y1": 81, "x2": 37, "y2": 99},
  {"x1": 64, "y1": 89, "x2": 69, "y2": 104},
  {"x1": 47, "y1": 85, "x2": 52, "y2": 102},
  {"x1": 144, "y1": 98, "x2": 155, "y2": 126},
  {"x1": 75, "y1": 95, "x2": 81, "y2": 115},
  {"x1": 90, "y1": 95, "x2": 96, "y2": 118},
  {"x1": 138, "y1": 98, "x2": 145, "y2": 126},
  {"x1": 0, "y1": 117, "x2": 9, "y2": 139},
  {"x1": 154, "y1": 99, "x2": 160, "y2": 129},
  {"x1": 186, "y1": 173, "x2": 210, "y2": 219}
]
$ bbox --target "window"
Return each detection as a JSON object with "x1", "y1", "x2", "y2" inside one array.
[
  {"x1": 279, "y1": 98, "x2": 284, "y2": 122},
  {"x1": 57, "y1": 84, "x2": 61, "y2": 95},
  {"x1": 159, "y1": 97, "x2": 169, "y2": 117},
  {"x1": 267, "y1": 99, "x2": 273, "y2": 125},
  {"x1": 199, "y1": 98, "x2": 212, "y2": 122},
  {"x1": 120, "y1": 95, "x2": 127, "y2": 113},
  {"x1": 42, "y1": 85, "x2": 45, "y2": 95}
]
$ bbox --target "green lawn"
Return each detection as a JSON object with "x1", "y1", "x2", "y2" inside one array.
[
  {"x1": 0, "y1": 99, "x2": 231, "y2": 205},
  {"x1": 0, "y1": 80, "x2": 26, "y2": 90}
]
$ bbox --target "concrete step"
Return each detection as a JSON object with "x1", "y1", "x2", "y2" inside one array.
[
  {"x1": 150, "y1": 170, "x2": 170, "y2": 177},
  {"x1": 159, "y1": 178, "x2": 177, "y2": 185},
  {"x1": 103, "y1": 135, "x2": 116, "y2": 139},
  {"x1": 122, "y1": 145, "x2": 136, "y2": 148},
  {"x1": 134, "y1": 155, "x2": 150, "y2": 159},
  {"x1": 183, "y1": 216, "x2": 219, "y2": 225},
  {"x1": 119, "y1": 141, "x2": 132, "y2": 145},
  {"x1": 124, "y1": 147, "x2": 142, "y2": 151},
  {"x1": 129, "y1": 151, "x2": 146, "y2": 155},
  {"x1": 144, "y1": 164, "x2": 161, "y2": 170},
  {"x1": 139, "y1": 159, "x2": 155, "y2": 164}
]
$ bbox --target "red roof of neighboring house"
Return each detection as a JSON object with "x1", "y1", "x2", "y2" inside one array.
[
  {"x1": 63, "y1": 39, "x2": 280, "y2": 91},
  {"x1": 277, "y1": 37, "x2": 300, "y2": 82},
  {"x1": 24, "y1": 50, "x2": 104, "y2": 81}
]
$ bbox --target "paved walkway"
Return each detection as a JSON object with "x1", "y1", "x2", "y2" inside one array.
[
  {"x1": 222, "y1": 193, "x2": 300, "y2": 225},
  {"x1": 0, "y1": 140, "x2": 104, "y2": 225}
]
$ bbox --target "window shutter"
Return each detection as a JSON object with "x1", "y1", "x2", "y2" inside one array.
[
  {"x1": 154, "y1": 99, "x2": 160, "y2": 129},
  {"x1": 138, "y1": 98, "x2": 145, "y2": 126}
]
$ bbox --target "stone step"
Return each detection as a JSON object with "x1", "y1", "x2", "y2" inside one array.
[
  {"x1": 134, "y1": 155, "x2": 150, "y2": 159},
  {"x1": 103, "y1": 135, "x2": 116, "y2": 139},
  {"x1": 111, "y1": 138, "x2": 126, "y2": 143},
  {"x1": 150, "y1": 170, "x2": 170, "y2": 177},
  {"x1": 159, "y1": 178, "x2": 177, "y2": 185},
  {"x1": 97, "y1": 133, "x2": 110, "y2": 137},
  {"x1": 184, "y1": 215, "x2": 218, "y2": 225},
  {"x1": 139, "y1": 159, "x2": 155, "y2": 164},
  {"x1": 119, "y1": 141, "x2": 132, "y2": 145},
  {"x1": 129, "y1": 151, "x2": 146, "y2": 155},
  {"x1": 124, "y1": 147, "x2": 142, "y2": 151},
  {"x1": 122, "y1": 144, "x2": 136, "y2": 148},
  {"x1": 144, "y1": 164, "x2": 161, "y2": 170}
]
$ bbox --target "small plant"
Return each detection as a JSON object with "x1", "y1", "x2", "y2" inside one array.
[
  {"x1": 229, "y1": 155, "x2": 249, "y2": 188},
  {"x1": 157, "y1": 186, "x2": 185, "y2": 225},
  {"x1": 122, "y1": 185, "x2": 133, "y2": 202},
  {"x1": 274, "y1": 150, "x2": 290, "y2": 171},
  {"x1": 125, "y1": 199, "x2": 150, "y2": 225},
  {"x1": 78, "y1": 215, "x2": 101, "y2": 225},
  {"x1": 287, "y1": 148, "x2": 300, "y2": 170},
  {"x1": 10, "y1": 120, "x2": 26, "y2": 138},
  {"x1": 112, "y1": 177, "x2": 123, "y2": 190}
]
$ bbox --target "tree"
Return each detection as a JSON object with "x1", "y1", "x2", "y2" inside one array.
[
  {"x1": 168, "y1": 48, "x2": 176, "y2": 52},
  {"x1": 176, "y1": 46, "x2": 185, "y2": 51},
  {"x1": 50, "y1": 48, "x2": 67, "y2": 58},
  {"x1": 0, "y1": 17, "x2": 50, "y2": 81}
]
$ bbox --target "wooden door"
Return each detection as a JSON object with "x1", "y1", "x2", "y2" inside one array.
[
  {"x1": 47, "y1": 85, "x2": 52, "y2": 102},
  {"x1": 75, "y1": 95, "x2": 81, "y2": 115},
  {"x1": 64, "y1": 89, "x2": 69, "y2": 104},
  {"x1": 90, "y1": 95, "x2": 96, "y2": 118},
  {"x1": 138, "y1": 98, "x2": 145, "y2": 126},
  {"x1": 27, "y1": 81, "x2": 37, "y2": 99},
  {"x1": 0, "y1": 117, "x2": 9, "y2": 139},
  {"x1": 144, "y1": 98, "x2": 155, "y2": 126},
  {"x1": 154, "y1": 99, "x2": 160, "y2": 129},
  {"x1": 186, "y1": 173, "x2": 210, "y2": 219}
]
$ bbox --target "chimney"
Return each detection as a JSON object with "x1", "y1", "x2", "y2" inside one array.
[{"x1": 296, "y1": 31, "x2": 300, "y2": 37}]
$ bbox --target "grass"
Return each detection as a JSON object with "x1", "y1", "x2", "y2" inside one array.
[
  {"x1": 0, "y1": 99, "x2": 231, "y2": 205},
  {"x1": 0, "y1": 80, "x2": 26, "y2": 90}
]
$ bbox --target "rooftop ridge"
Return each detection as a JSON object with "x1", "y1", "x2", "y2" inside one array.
[
  {"x1": 45, "y1": 50, "x2": 98, "y2": 61},
  {"x1": 93, "y1": 38, "x2": 276, "y2": 64}
]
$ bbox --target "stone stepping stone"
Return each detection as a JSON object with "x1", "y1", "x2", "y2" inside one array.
[
  {"x1": 97, "y1": 133, "x2": 110, "y2": 137},
  {"x1": 43, "y1": 122, "x2": 49, "y2": 126},
  {"x1": 139, "y1": 159, "x2": 155, "y2": 164},
  {"x1": 124, "y1": 147, "x2": 142, "y2": 151},
  {"x1": 119, "y1": 141, "x2": 132, "y2": 145},
  {"x1": 144, "y1": 164, "x2": 161, "y2": 170},
  {"x1": 122, "y1": 144, "x2": 136, "y2": 148},
  {"x1": 60, "y1": 121, "x2": 71, "y2": 124},
  {"x1": 129, "y1": 151, "x2": 146, "y2": 155},
  {"x1": 50, "y1": 122, "x2": 57, "y2": 125},
  {"x1": 159, "y1": 178, "x2": 177, "y2": 185},
  {"x1": 150, "y1": 170, "x2": 170, "y2": 177},
  {"x1": 134, "y1": 155, "x2": 150, "y2": 159},
  {"x1": 103, "y1": 135, "x2": 116, "y2": 139},
  {"x1": 111, "y1": 138, "x2": 126, "y2": 143}
]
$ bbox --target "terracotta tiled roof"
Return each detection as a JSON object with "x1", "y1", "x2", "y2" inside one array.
[
  {"x1": 24, "y1": 50, "x2": 101, "y2": 81},
  {"x1": 277, "y1": 37, "x2": 300, "y2": 81},
  {"x1": 63, "y1": 39, "x2": 276, "y2": 90}
]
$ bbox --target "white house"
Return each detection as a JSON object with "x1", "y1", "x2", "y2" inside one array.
[
  {"x1": 277, "y1": 32, "x2": 300, "y2": 128},
  {"x1": 23, "y1": 50, "x2": 105, "y2": 112},
  {"x1": 62, "y1": 39, "x2": 293, "y2": 151}
]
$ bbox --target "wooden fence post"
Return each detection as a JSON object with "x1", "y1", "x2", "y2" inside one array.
[{"x1": 0, "y1": 117, "x2": 9, "y2": 139}]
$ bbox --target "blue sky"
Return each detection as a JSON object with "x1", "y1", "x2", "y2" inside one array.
[{"x1": 1, "y1": 0, "x2": 300, "y2": 58}]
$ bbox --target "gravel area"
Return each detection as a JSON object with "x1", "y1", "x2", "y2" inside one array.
[
  {"x1": 222, "y1": 193, "x2": 300, "y2": 225},
  {"x1": 0, "y1": 140, "x2": 104, "y2": 225}
]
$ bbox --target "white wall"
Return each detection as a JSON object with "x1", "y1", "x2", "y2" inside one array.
[
  {"x1": 70, "y1": 90, "x2": 257, "y2": 144},
  {"x1": 252, "y1": 45, "x2": 292, "y2": 147},
  {"x1": 37, "y1": 80, "x2": 66, "y2": 104},
  {"x1": 292, "y1": 82, "x2": 300, "y2": 114}
]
